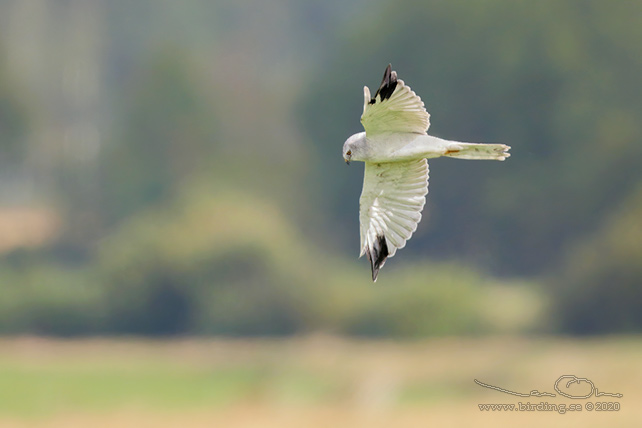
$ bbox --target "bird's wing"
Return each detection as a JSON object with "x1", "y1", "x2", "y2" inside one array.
[
  {"x1": 361, "y1": 64, "x2": 430, "y2": 136},
  {"x1": 359, "y1": 158, "x2": 429, "y2": 281}
]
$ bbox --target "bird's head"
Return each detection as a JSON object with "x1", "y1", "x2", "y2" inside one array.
[{"x1": 342, "y1": 132, "x2": 366, "y2": 165}]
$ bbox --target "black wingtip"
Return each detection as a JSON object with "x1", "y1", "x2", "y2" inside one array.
[
  {"x1": 366, "y1": 235, "x2": 389, "y2": 282},
  {"x1": 372, "y1": 64, "x2": 397, "y2": 104}
]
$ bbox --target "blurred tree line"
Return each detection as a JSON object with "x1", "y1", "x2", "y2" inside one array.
[{"x1": 0, "y1": 0, "x2": 641, "y2": 336}]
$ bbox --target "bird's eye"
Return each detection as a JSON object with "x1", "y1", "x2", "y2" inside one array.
[{"x1": 346, "y1": 150, "x2": 352, "y2": 156}]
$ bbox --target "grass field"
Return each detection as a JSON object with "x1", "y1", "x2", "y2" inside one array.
[{"x1": 0, "y1": 335, "x2": 640, "y2": 427}]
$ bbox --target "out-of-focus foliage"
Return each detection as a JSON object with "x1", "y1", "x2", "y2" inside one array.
[
  {"x1": 0, "y1": 180, "x2": 543, "y2": 336},
  {"x1": 98, "y1": 181, "x2": 316, "y2": 336},
  {"x1": 0, "y1": 0, "x2": 640, "y2": 336},
  {"x1": 0, "y1": 49, "x2": 30, "y2": 170},
  {"x1": 100, "y1": 48, "x2": 220, "y2": 225},
  {"x1": 553, "y1": 184, "x2": 642, "y2": 334}
]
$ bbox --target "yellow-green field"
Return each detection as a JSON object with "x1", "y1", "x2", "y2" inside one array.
[{"x1": 0, "y1": 336, "x2": 640, "y2": 427}]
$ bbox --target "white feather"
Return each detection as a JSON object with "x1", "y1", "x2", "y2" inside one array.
[
  {"x1": 359, "y1": 159, "x2": 429, "y2": 259},
  {"x1": 361, "y1": 79, "x2": 430, "y2": 136}
]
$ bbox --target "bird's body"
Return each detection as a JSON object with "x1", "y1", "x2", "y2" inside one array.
[
  {"x1": 343, "y1": 65, "x2": 510, "y2": 281},
  {"x1": 345, "y1": 131, "x2": 508, "y2": 163}
]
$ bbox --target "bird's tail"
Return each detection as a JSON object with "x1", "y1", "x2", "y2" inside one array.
[{"x1": 443, "y1": 142, "x2": 511, "y2": 161}]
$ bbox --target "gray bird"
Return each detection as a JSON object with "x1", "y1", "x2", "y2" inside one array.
[{"x1": 343, "y1": 64, "x2": 510, "y2": 281}]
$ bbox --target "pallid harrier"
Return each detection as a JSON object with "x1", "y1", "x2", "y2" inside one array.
[{"x1": 342, "y1": 64, "x2": 510, "y2": 281}]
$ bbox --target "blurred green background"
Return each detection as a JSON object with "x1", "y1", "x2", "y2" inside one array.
[{"x1": 0, "y1": 0, "x2": 641, "y2": 426}]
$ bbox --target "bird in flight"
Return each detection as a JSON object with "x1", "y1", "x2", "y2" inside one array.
[{"x1": 343, "y1": 64, "x2": 510, "y2": 281}]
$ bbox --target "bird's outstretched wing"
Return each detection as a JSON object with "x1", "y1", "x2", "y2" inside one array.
[
  {"x1": 361, "y1": 64, "x2": 430, "y2": 136},
  {"x1": 359, "y1": 158, "x2": 429, "y2": 281}
]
